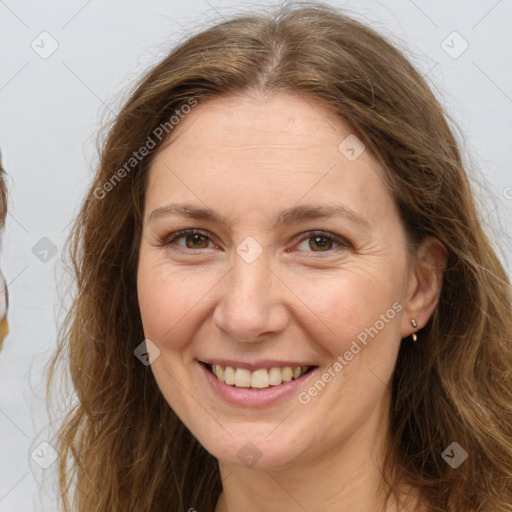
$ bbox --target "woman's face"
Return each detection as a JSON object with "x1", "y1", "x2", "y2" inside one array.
[{"x1": 137, "y1": 93, "x2": 423, "y2": 470}]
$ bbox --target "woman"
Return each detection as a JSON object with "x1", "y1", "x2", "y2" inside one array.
[{"x1": 48, "y1": 4, "x2": 512, "y2": 511}]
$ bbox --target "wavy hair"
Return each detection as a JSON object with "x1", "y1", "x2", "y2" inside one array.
[{"x1": 48, "y1": 3, "x2": 512, "y2": 511}]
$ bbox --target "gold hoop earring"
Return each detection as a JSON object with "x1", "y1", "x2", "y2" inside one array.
[{"x1": 411, "y1": 319, "x2": 418, "y2": 342}]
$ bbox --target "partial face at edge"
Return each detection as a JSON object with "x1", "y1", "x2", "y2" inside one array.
[{"x1": 137, "y1": 92, "x2": 422, "y2": 470}]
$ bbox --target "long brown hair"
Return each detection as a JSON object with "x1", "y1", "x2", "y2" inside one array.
[{"x1": 48, "y1": 3, "x2": 512, "y2": 511}]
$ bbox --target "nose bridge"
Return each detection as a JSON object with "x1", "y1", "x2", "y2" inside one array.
[{"x1": 212, "y1": 252, "x2": 287, "y2": 341}]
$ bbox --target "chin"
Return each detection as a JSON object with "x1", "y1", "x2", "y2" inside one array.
[{"x1": 196, "y1": 424, "x2": 314, "y2": 471}]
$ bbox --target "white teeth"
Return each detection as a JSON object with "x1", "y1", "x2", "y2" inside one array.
[
  {"x1": 268, "y1": 367, "x2": 282, "y2": 386},
  {"x1": 251, "y1": 369, "x2": 269, "y2": 388},
  {"x1": 224, "y1": 366, "x2": 236, "y2": 385},
  {"x1": 209, "y1": 364, "x2": 311, "y2": 389},
  {"x1": 281, "y1": 367, "x2": 293, "y2": 382},
  {"x1": 235, "y1": 368, "x2": 251, "y2": 387},
  {"x1": 212, "y1": 364, "x2": 224, "y2": 380}
]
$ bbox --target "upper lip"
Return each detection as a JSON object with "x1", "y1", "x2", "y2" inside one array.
[{"x1": 199, "y1": 359, "x2": 317, "y2": 371}]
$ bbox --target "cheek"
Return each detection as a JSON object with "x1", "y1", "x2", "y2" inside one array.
[
  {"x1": 287, "y1": 265, "x2": 405, "y2": 357},
  {"x1": 136, "y1": 255, "x2": 220, "y2": 351}
]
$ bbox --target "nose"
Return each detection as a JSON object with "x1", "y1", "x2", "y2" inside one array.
[{"x1": 212, "y1": 255, "x2": 289, "y2": 343}]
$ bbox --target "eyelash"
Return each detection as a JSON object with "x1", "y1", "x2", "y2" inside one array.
[
  {"x1": 162, "y1": 229, "x2": 215, "y2": 250},
  {"x1": 162, "y1": 229, "x2": 351, "y2": 256}
]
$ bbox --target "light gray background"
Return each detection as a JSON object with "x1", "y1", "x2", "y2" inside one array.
[{"x1": 1, "y1": 1, "x2": 511, "y2": 510}]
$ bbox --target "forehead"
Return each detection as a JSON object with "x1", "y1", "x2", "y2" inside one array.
[
  {"x1": 145, "y1": 93, "x2": 396, "y2": 224},
  {"x1": 161, "y1": 92, "x2": 355, "y2": 159}
]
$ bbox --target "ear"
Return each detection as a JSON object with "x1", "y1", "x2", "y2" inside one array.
[{"x1": 401, "y1": 237, "x2": 448, "y2": 338}]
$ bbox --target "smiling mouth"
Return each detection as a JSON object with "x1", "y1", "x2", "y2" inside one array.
[{"x1": 204, "y1": 363, "x2": 315, "y2": 389}]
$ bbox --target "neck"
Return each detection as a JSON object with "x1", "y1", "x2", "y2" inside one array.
[{"x1": 215, "y1": 389, "x2": 422, "y2": 512}]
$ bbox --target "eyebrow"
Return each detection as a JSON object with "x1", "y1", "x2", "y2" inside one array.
[
  {"x1": 147, "y1": 203, "x2": 372, "y2": 229},
  {"x1": 148, "y1": 203, "x2": 228, "y2": 225},
  {"x1": 276, "y1": 204, "x2": 372, "y2": 228}
]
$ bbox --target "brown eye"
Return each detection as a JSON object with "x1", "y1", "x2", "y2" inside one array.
[
  {"x1": 294, "y1": 231, "x2": 350, "y2": 255},
  {"x1": 164, "y1": 230, "x2": 214, "y2": 250},
  {"x1": 308, "y1": 236, "x2": 333, "y2": 251},
  {"x1": 185, "y1": 233, "x2": 209, "y2": 249}
]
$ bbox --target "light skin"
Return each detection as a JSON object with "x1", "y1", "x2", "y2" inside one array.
[{"x1": 137, "y1": 92, "x2": 447, "y2": 512}]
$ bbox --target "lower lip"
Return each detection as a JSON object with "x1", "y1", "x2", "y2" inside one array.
[{"x1": 199, "y1": 362, "x2": 317, "y2": 408}]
